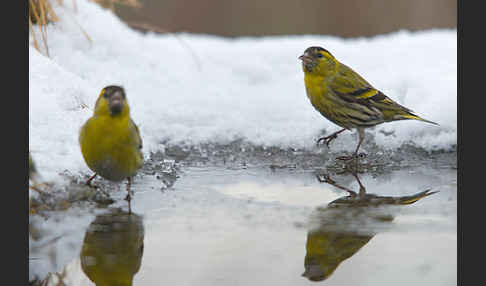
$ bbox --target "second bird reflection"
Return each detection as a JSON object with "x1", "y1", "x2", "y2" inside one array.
[
  {"x1": 80, "y1": 208, "x2": 144, "y2": 286},
  {"x1": 302, "y1": 173, "x2": 437, "y2": 282}
]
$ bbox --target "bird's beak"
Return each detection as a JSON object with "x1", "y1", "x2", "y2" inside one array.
[
  {"x1": 299, "y1": 52, "x2": 313, "y2": 64},
  {"x1": 109, "y1": 92, "x2": 124, "y2": 115}
]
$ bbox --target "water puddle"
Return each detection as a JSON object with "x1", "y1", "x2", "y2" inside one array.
[{"x1": 29, "y1": 158, "x2": 456, "y2": 285}]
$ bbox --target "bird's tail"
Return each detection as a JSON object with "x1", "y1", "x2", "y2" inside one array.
[
  {"x1": 400, "y1": 113, "x2": 439, "y2": 125},
  {"x1": 395, "y1": 189, "x2": 439, "y2": 205}
]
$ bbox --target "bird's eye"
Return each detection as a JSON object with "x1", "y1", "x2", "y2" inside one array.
[{"x1": 317, "y1": 53, "x2": 323, "y2": 58}]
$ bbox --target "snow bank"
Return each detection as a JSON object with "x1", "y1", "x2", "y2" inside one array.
[{"x1": 29, "y1": 0, "x2": 456, "y2": 181}]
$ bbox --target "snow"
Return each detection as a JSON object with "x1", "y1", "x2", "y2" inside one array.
[{"x1": 29, "y1": 0, "x2": 456, "y2": 182}]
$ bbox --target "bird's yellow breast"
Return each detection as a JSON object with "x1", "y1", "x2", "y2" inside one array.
[
  {"x1": 303, "y1": 70, "x2": 355, "y2": 129},
  {"x1": 79, "y1": 114, "x2": 143, "y2": 181},
  {"x1": 304, "y1": 73, "x2": 328, "y2": 105},
  {"x1": 303, "y1": 72, "x2": 338, "y2": 120}
]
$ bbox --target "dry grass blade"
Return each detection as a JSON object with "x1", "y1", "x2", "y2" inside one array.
[
  {"x1": 63, "y1": 10, "x2": 93, "y2": 44},
  {"x1": 29, "y1": 0, "x2": 60, "y2": 24},
  {"x1": 44, "y1": 0, "x2": 60, "y2": 22},
  {"x1": 29, "y1": 16, "x2": 41, "y2": 53},
  {"x1": 127, "y1": 21, "x2": 203, "y2": 72},
  {"x1": 29, "y1": 0, "x2": 61, "y2": 57},
  {"x1": 29, "y1": 0, "x2": 141, "y2": 57},
  {"x1": 38, "y1": 0, "x2": 50, "y2": 57}
]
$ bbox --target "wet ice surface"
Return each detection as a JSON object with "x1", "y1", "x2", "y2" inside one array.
[{"x1": 29, "y1": 144, "x2": 456, "y2": 286}]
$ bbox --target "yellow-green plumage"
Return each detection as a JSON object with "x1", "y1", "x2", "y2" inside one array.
[
  {"x1": 79, "y1": 86, "x2": 143, "y2": 182},
  {"x1": 303, "y1": 187, "x2": 438, "y2": 281},
  {"x1": 299, "y1": 47, "x2": 437, "y2": 157},
  {"x1": 80, "y1": 209, "x2": 144, "y2": 286},
  {"x1": 301, "y1": 46, "x2": 437, "y2": 129}
]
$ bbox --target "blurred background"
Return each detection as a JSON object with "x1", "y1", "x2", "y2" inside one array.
[{"x1": 98, "y1": 0, "x2": 457, "y2": 37}]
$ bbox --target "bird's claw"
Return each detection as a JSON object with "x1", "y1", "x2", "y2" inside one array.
[
  {"x1": 336, "y1": 152, "x2": 367, "y2": 161},
  {"x1": 316, "y1": 173, "x2": 358, "y2": 197},
  {"x1": 316, "y1": 173, "x2": 335, "y2": 184},
  {"x1": 85, "y1": 181, "x2": 99, "y2": 189},
  {"x1": 124, "y1": 194, "x2": 133, "y2": 215},
  {"x1": 316, "y1": 134, "x2": 337, "y2": 147}
]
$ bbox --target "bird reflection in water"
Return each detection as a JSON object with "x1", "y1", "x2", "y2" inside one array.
[
  {"x1": 80, "y1": 208, "x2": 144, "y2": 286},
  {"x1": 302, "y1": 172, "x2": 438, "y2": 282}
]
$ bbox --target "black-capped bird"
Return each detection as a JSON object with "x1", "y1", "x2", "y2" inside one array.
[
  {"x1": 79, "y1": 86, "x2": 143, "y2": 213},
  {"x1": 299, "y1": 46, "x2": 438, "y2": 160}
]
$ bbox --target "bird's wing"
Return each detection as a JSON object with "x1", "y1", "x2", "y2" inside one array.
[
  {"x1": 330, "y1": 64, "x2": 413, "y2": 113},
  {"x1": 131, "y1": 119, "x2": 143, "y2": 150}
]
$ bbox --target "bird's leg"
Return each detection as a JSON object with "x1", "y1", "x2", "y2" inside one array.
[
  {"x1": 351, "y1": 171, "x2": 366, "y2": 197},
  {"x1": 354, "y1": 128, "x2": 366, "y2": 157},
  {"x1": 316, "y1": 173, "x2": 358, "y2": 197},
  {"x1": 337, "y1": 128, "x2": 366, "y2": 160},
  {"x1": 125, "y1": 177, "x2": 132, "y2": 215},
  {"x1": 86, "y1": 173, "x2": 98, "y2": 187},
  {"x1": 317, "y1": 128, "x2": 346, "y2": 147}
]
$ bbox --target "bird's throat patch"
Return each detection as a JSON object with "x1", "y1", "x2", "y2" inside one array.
[
  {"x1": 304, "y1": 62, "x2": 317, "y2": 73},
  {"x1": 110, "y1": 104, "x2": 123, "y2": 115}
]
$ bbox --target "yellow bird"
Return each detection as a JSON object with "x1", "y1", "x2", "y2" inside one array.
[
  {"x1": 80, "y1": 208, "x2": 144, "y2": 286},
  {"x1": 303, "y1": 174, "x2": 438, "y2": 281},
  {"x1": 79, "y1": 85, "x2": 143, "y2": 211},
  {"x1": 299, "y1": 46, "x2": 438, "y2": 160}
]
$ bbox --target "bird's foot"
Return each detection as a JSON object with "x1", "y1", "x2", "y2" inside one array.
[
  {"x1": 316, "y1": 173, "x2": 335, "y2": 184},
  {"x1": 336, "y1": 152, "x2": 366, "y2": 161},
  {"x1": 124, "y1": 193, "x2": 132, "y2": 214},
  {"x1": 316, "y1": 173, "x2": 358, "y2": 197},
  {"x1": 125, "y1": 193, "x2": 133, "y2": 214},
  {"x1": 85, "y1": 180, "x2": 101, "y2": 190},
  {"x1": 358, "y1": 185, "x2": 366, "y2": 197},
  {"x1": 317, "y1": 129, "x2": 347, "y2": 147},
  {"x1": 86, "y1": 183, "x2": 100, "y2": 190},
  {"x1": 85, "y1": 174, "x2": 99, "y2": 188},
  {"x1": 317, "y1": 133, "x2": 338, "y2": 147}
]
